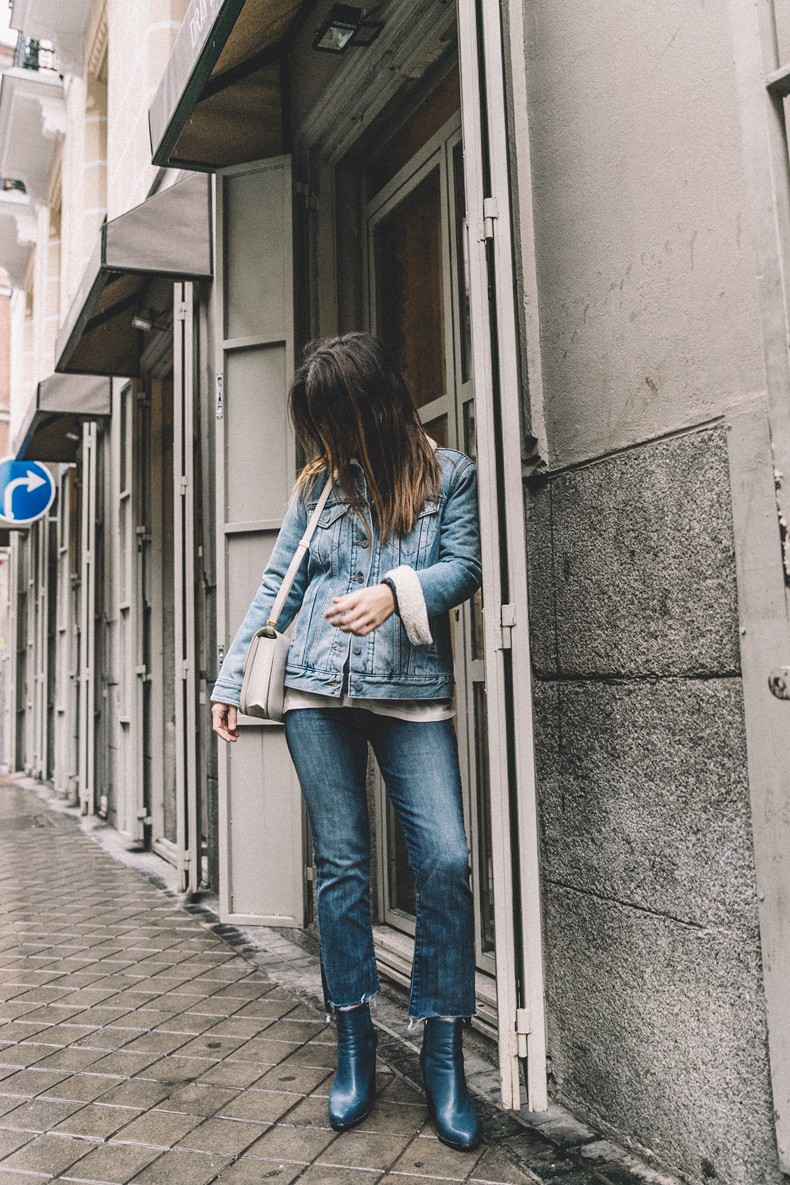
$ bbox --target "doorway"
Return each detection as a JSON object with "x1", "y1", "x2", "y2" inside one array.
[{"x1": 335, "y1": 67, "x2": 497, "y2": 1013}]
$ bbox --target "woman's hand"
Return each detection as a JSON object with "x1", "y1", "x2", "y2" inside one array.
[
  {"x1": 325, "y1": 583, "x2": 396, "y2": 636},
  {"x1": 212, "y1": 702, "x2": 239, "y2": 743}
]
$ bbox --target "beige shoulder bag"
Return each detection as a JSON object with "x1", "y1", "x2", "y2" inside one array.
[{"x1": 239, "y1": 479, "x2": 333, "y2": 722}]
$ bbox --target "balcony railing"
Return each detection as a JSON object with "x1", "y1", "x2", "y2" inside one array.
[{"x1": 13, "y1": 35, "x2": 58, "y2": 74}]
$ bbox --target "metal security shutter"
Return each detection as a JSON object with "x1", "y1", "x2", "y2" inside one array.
[
  {"x1": 78, "y1": 422, "x2": 98, "y2": 816},
  {"x1": 214, "y1": 157, "x2": 305, "y2": 926},
  {"x1": 457, "y1": 0, "x2": 548, "y2": 1111},
  {"x1": 174, "y1": 281, "x2": 201, "y2": 894}
]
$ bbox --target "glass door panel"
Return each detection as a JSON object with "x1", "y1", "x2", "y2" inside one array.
[
  {"x1": 373, "y1": 166, "x2": 445, "y2": 409},
  {"x1": 367, "y1": 113, "x2": 495, "y2": 976}
]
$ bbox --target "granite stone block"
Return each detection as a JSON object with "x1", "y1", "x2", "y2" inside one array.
[
  {"x1": 527, "y1": 426, "x2": 740, "y2": 677},
  {"x1": 543, "y1": 886, "x2": 781, "y2": 1185},
  {"x1": 532, "y1": 677, "x2": 758, "y2": 932}
]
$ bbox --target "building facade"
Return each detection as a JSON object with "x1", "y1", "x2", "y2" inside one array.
[{"x1": 0, "y1": 2, "x2": 789, "y2": 1183}]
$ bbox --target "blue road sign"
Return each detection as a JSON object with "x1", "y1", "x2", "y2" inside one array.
[{"x1": 0, "y1": 458, "x2": 56, "y2": 526}]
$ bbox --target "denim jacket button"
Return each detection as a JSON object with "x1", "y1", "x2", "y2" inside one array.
[
  {"x1": 357, "y1": 539, "x2": 369, "y2": 548},
  {"x1": 352, "y1": 574, "x2": 364, "y2": 583},
  {"x1": 354, "y1": 681, "x2": 363, "y2": 692},
  {"x1": 353, "y1": 646, "x2": 362, "y2": 655}
]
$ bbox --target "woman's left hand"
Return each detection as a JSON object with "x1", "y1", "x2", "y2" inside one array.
[{"x1": 325, "y1": 583, "x2": 396, "y2": 636}]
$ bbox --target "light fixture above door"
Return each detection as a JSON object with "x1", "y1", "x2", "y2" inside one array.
[{"x1": 312, "y1": 5, "x2": 383, "y2": 53}]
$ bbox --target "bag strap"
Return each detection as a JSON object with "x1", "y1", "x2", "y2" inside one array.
[{"x1": 265, "y1": 477, "x2": 334, "y2": 634}]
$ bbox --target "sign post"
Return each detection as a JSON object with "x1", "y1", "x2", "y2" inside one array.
[{"x1": 0, "y1": 458, "x2": 56, "y2": 527}]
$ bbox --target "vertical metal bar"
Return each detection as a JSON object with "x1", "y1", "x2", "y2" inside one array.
[
  {"x1": 134, "y1": 388, "x2": 147, "y2": 842},
  {"x1": 478, "y1": 0, "x2": 548, "y2": 1113},
  {"x1": 456, "y1": 0, "x2": 548, "y2": 1111},
  {"x1": 173, "y1": 283, "x2": 188, "y2": 892},
  {"x1": 457, "y1": 0, "x2": 523, "y2": 1111},
  {"x1": 183, "y1": 282, "x2": 200, "y2": 894},
  {"x1": 174, "y1": 281, "x2": 200, "y2": 895},
  {"x1": 78, "y1": 422, "x2": 97, "y2": 816},
  {"x1": 35, "y1": 516, "x2": 47, "y2": 780},
  {"x1": 213, "y1": 172, "x2": 233, "y2": 923}
]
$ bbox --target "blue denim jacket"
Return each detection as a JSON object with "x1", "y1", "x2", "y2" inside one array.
[{"x1": 211, "y1": 448, "x2": 482, "y2": 705}]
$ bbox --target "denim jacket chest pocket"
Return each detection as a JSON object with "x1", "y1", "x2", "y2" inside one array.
[
  {"x1": 397, "y1": 499, "x2": 441, "y2": 566},
  {"x1": 309, "y1": 499, "x2": 352, "y2": 570}
]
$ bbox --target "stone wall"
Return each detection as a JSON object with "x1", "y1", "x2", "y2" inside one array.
[{"x1": 527, "y1": 424, "x2": 780, "y2": 1184}]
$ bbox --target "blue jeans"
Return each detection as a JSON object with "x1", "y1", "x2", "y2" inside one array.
[{"x1": 284, "y1": 709, "x2": 476, "y2": 1020}]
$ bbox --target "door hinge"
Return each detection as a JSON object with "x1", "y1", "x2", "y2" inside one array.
[
  {"x1": 135, "y1": 665, "x2": 150, "y2": 682},
  {"x1": 215, "y1": 374, "x2": 224, "y2": 420},
  {"x1": 179, "y1": 475, "x2": 188, "y2": 495},
  {"x1": 769, "y1": 667, "x2": 790, "y2": 699},
  {"x1": 181, "y1": 660, "x2": 189, "y2": 680},
  {"x1": 217, "y1": 643, "x2": 225, "y2": 665},
  {"x1": 516, "y1": 1007, "x2": 531, "y2": 1059},
  {"x1": 295, "y1": 181, "x2": 318, "y2": 210},
  {"x1": 178, "y1": 302, "x2": 189, "y2": 322},
  {"x1": 305, "y1": 865, "x2": 315, "y2": 882},
  {"x1": 497, "y1": 603, "x2": 516, "y2": 650},
  {"x1": 480, "y1": 196, "x2": 499, "y2": 241}
]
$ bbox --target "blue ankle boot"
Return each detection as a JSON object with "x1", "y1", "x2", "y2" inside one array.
[
  {"x1": 328, "y1": 1003, "x2": 377, "y2": 1131},
  {"x1": 420, "y1": 1018, "x2": 480, "y2": 1151}
]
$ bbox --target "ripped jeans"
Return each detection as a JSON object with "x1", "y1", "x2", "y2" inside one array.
[{"x1": 284, "y1": 708, "x2": 476, "y2": 1021}]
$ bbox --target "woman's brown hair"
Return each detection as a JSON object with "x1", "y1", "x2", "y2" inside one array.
[{"x1": 289, "y1": 333, "x2": 440, "y2": 541}]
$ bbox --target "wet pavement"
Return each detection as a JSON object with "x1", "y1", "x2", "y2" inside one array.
[{"x1": 0, "y1": 777, "x2": 533, "y2": 1185}]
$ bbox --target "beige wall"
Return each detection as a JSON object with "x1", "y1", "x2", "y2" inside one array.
[
  {"x1": 105, "y1": 0, "x2": 188, "y2": 218},
  {"x1": 0, "y1": 270, "x2": 10, "y2": 457},
  {"x1": 520, "y1": 0, "x2": 765, "y2": 468}
]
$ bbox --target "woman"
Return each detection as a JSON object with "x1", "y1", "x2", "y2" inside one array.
[{"x1": 211, "y1": 332, "x2": 483, "y2": 1151}]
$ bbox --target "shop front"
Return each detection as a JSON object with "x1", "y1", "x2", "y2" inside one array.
[
  {"x1": 11, "y1": 372, "x2": 112, "y2": 801},
  {"x1": 54, "y1": 171, "x2": 214, "y2": 891},
  {"x1": 151, "y1": 0, "x2": 547, "y2": 1110}
]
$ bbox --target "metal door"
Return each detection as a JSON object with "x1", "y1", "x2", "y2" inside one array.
[
  {"x1": 78, "y1": 422, "x2": 98, "y2": 816},
  {"x1": 457, "y1": 0, "x2": 548, "y2": 1111},
  {"x1": 115, "y1": 382, "x2": 146, "y2": 843},
  {"x1": 53, "y1": 468, "x2": 78, "y2": 800},
  {"x1": 214, "y1": 157, "x2": 305, "y2": 926},
  {"x1": 173, "y1": 281, "x2": 201, "y2": 893}
]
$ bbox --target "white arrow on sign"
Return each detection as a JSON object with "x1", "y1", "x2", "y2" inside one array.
[{"x1": 3, "y1": 470, "x2": 47, "y2": 521}]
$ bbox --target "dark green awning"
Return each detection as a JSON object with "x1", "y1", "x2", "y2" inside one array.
[
  {"x1": 148, "y1": 0, "x2": 304, "y2": 170},
  {"x1": 14, "y1": 374, "x2": 112, "y2": 463},
  {"x1": 55, "y1": 172, "x2": 212, "y2": 377}
]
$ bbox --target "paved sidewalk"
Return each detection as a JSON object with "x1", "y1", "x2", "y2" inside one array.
[
  {"x1": 0, "y1": 778, "x2": 682, "y2": 1185},
  {"x1": 0, "y1": 778, "x2": 530, "y2": 1185}
]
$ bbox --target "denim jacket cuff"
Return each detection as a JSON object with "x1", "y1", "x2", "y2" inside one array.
[
  {"x1": 385, "y1": 565, "x2": 433, "y2": 646},
  {"x1": 210, "y1": 681, "x2": 242, "y2": 707}
]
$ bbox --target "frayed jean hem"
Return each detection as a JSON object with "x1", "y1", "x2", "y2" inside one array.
[
  {"x1": 407, "y1": 1011, "x2": 476, "y2": 1031},
  {"x1": 324, "y1": 988, "x2": 380, "y2": 1023}
]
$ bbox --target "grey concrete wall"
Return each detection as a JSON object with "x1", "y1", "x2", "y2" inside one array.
[
  {"x1": 521, "y1": 0, "x2": 766, "y2": 469},
  {"x1": 527, "y1": 425, "x2": 781, "y2": 1185}
]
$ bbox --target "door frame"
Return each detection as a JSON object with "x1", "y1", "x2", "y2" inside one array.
[
  {"x1": 364, "y1": 112, "x2": 496, "y2": 982},
  {"x1": 297, "y1": 0, "x2": 548, "y2": 1110}
]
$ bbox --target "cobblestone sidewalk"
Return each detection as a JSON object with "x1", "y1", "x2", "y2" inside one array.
[{"x1": 0, "y1": 777, "x2": 530, "y2": 1185}]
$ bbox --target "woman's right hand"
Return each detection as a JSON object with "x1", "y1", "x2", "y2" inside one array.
[{"x1": 212, "y1": 702, "x2": 239, "y2": 743}]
